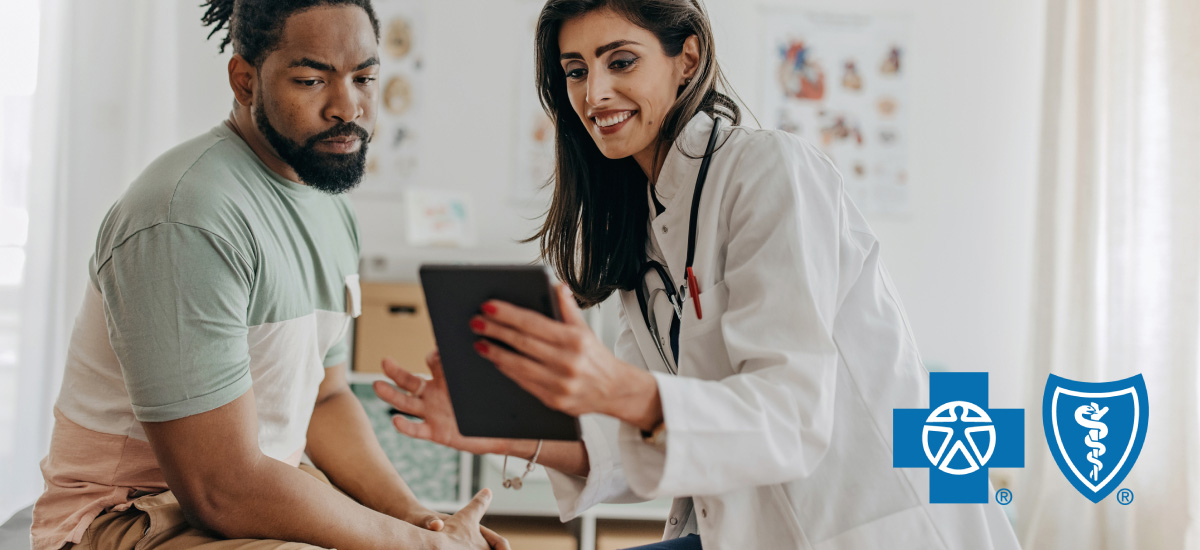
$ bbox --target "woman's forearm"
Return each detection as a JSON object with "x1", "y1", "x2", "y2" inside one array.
[
  {"x1": 505, "y1": 369, "x2": 662, "y2": 479},
  {"x1": 507, "y1": 439, "x2": 590, "y2": 478}
]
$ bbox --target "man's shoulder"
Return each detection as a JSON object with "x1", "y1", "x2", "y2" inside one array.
[{"x1": 93, "y1": 125, "x2": 259, "y2": 270}]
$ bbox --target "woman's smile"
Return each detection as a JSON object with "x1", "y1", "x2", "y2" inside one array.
[{"x1": 592, "y1": 109, "x2": 638, "y2": 135}]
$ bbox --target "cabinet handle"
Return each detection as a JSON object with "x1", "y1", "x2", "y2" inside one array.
[{"x1": 388, "y1": 305, "x2": 418, "y2": 315}]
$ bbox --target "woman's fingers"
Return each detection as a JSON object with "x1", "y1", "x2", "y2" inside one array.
[
  {"x1": 480, "y1": 299, "x2": 573, "y2": 346},
  {"x1": 475, "y1": 341, "x2": 562, "y2": 405},
  {"x1": 391, "y1": 414, "x2": 434, "y2": 441},
  {"x1": 470, "y1": 315, "x2": 561, "y2": 366},
  {"x1": 426, "y1": 350, "x2": 447, "y2": 379},
  {"x1": 372, "y1": 380, "x2": 425, "y2": 417},
  {"x1": 555, "y1": 283, "x2": 588, "y2": 327},
  {"x1": 381, "y1": 356, "x2": 428, "y2": 395}
]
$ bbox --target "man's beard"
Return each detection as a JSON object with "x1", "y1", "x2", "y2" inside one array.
[{"x1": 255, "y1": 100, "x2": 370, "y2": 195}]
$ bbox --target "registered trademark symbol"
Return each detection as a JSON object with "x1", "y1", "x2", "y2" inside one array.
[
  {"x1": 1117, "y1": 488, "x2": 1134, "y2": 505},
  {"x1": 996, "y1": 488, "x2": 1013, "y2": 505}
]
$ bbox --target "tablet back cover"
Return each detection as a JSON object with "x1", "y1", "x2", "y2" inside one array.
[{"x1": 419, "y1": 264, "x2": 581, "y2": 441}]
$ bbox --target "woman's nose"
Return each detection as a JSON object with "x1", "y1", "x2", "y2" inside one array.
[{"x1": 586, "y1": 70, "x2": 614, "y2": 106}]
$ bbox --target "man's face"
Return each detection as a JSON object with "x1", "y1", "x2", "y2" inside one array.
[{"x1": 254, "y1": 5, "x2": 379, "y2": 194}]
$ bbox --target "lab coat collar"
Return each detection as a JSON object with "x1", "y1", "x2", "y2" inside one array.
[{"x1": 643, "y1": 111, "x2": 717, "y2": 304}]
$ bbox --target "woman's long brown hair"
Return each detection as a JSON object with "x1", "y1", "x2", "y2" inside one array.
[{"x1": 530, "y1": 0, "x2": 741, "y2": 307}]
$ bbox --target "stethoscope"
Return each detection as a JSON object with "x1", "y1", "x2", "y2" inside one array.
[{"x1": 634, "y1": 117, "x2": 722, "y2": 375}]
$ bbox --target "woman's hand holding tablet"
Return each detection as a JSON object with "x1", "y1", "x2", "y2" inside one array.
[{"x1": 470, "y1": 283, "x2": 664, "y2": 433}]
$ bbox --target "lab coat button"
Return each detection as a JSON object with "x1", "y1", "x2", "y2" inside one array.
[
  {"x1": 701, "y1": 508, "x2": 707, "y2": 518},
  {"x1": 669, "y1": 517, "x2": 679, "y2": 526},
  {"x1": 662, "y1": 225, "x2": 669, "y2": 234}
]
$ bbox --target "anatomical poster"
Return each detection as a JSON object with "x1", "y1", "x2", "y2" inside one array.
[
  {"x1": 761, "y1": 10, "x2": 911, "y2": 216},
  {"x1": 358, "y1": 0, "x2": 426, "y2": 197}
]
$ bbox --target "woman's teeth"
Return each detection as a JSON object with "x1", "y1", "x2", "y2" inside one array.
[{"x1": 595, "y1": 111, "x2": 634, "y2": 128}]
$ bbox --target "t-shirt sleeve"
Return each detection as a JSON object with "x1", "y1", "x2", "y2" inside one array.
[
  {"x1": 323, "y1": 336, "x2": 350, "y2": 367},
  {"x1": 96, "y1": 222, "x2": 255, "y2": 422}
]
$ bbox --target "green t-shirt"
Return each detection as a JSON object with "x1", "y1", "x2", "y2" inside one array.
[{"x1": 73, "y1": 122, "x2": 360, "y2": 432}]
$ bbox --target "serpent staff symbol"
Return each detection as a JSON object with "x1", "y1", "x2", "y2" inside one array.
[{"x1": 1075, "y1": 402, "x2": 1110, "y2": 481}]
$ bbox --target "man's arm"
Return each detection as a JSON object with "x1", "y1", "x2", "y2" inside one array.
[
  {"x1": 306, "y1": 363, "x2": 443, "y2": 528},
  {"x1": 142, "y1": 387, "x2": 490, "y2": 550}
]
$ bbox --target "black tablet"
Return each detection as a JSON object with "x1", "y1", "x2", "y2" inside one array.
[{"x1": 419, "y1": 264, "x2": 582, "y2": 441}]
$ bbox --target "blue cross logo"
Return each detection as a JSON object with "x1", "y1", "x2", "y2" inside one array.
[{"x1": 894, "y1": 372, "x2": 1024, "y2": 503}]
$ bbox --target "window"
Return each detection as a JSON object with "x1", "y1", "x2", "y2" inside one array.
[{"x1": 0, "y1": 1, "x2": 40, "y2": 473}]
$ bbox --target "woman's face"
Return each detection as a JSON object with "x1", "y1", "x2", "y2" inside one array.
[{"x1": 558, "y1": 9, "x2": 698, "y2": 169}]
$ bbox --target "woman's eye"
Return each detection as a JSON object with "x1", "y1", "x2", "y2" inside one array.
[
  {"x1": 610, "y1": 57, "x2": 638, "y2": 70},
  {"x1": 565, "y1": 68, "x2": 587, "y2": 80}
]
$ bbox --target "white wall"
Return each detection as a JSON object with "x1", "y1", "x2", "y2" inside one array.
[{"x1": 704, "y1": 0, "x2": 1046, "y2": 405}]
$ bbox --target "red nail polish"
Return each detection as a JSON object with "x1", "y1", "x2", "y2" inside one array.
[
  {"x1": 474, "y1": 341, "x2": 489, "y2": 354},
  {"x1": 482, "y1": 303, "x2": 498, "y2": 315},
  {"x1": 470, "y1": 319, "x2": 486, "y2": 331}
]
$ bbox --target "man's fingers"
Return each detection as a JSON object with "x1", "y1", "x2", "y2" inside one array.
[
  {"x1": 480, "y1": 525, "x2": 511, "y2": 550},
  {"x1": 454, "y1": 489, "x2": 492, "y2": 525}
]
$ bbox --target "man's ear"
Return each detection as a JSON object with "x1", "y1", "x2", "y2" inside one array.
[
  {"x1": 228, "y1": 54, "x2": 257, "y2": 107},
  {"x1": 679, "y1": 35, "x2": 700, "y2": 83}
]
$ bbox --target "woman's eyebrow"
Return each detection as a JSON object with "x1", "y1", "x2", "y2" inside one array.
[
  {"x1": 560, "y1": 40, "x2": 643, "y2": 61},
  {"x1": 595, "y1": 40, "x2": 640, "y2": 57}
]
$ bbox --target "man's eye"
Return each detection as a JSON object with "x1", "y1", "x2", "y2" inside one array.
[
  {"x1": 356, "y1": 76, "x2": 377, "y2": 84},
  {"x1": 298, "y1": 79, "x2": 321, "y2": 87}
]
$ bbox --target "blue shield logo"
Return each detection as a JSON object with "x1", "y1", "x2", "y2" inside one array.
[{"x1": 1043, "y1": 374, "x2": 1149, "y2": 503}]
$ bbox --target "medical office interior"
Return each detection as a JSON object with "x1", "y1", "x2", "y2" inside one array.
[{"x1": 0, "y1": 0, "x2": 1197, "y2": 548}]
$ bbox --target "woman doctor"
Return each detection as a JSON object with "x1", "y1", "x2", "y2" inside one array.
[{"x1": 375, "y1": 0, "x2": 1020, "y2": 548}]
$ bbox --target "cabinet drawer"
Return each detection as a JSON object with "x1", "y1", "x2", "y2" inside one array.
[{"x1": 353, "y1": 281, "x2": 436, "y2": 375}]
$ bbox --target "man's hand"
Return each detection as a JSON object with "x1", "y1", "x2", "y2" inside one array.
[{"x1": 438, "y1": 489, "x2": 510, "y2": 550}]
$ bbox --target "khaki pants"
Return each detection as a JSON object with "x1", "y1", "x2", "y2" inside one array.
[{"x1": 71, "y1": 464, "x2": 334, "y2": 550}]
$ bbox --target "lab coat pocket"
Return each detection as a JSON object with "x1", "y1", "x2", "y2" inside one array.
[
  {"x1": 678, "y1": 280, "x2": 731, "y2": 379},
  {"x1": 679, "y1": 279, "x2": 728, "y2": 341}
]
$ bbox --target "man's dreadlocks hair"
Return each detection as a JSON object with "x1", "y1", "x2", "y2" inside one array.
[{"x1": 201, "y1": 0, "x2": 381, "y2": 67}]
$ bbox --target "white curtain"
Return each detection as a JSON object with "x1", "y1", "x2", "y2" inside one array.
[
  {"x1": 1018, "y1": 0, "x2": 1200, "y2": 548},
  {"x1": 2, "y1": 0, "x2": 195, "y2": 518}
]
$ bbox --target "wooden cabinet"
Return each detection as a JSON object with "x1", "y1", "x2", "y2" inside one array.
[
  {"x1": 352, "y1": 281, "x2": 437, "y2": 375},
  {"x1": 481, "y1": 516, "x2": 578, "y2": 550}
]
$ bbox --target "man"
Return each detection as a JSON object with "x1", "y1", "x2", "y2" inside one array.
[{"x1": 30, "y1": 1, "x2": 504, "y2": 549}]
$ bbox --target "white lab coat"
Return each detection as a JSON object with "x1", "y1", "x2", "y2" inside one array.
[{"x1": 545, "y1": 112, "x2": 1021, "y2": 549}]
